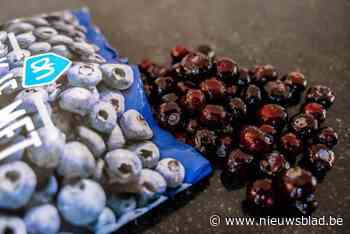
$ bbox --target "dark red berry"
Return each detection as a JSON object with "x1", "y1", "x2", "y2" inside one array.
[
  {"x1": 244, "y1": 85, "x2": 262, "y2": 114},
  {"x1": 289, "y1": 113, "x2": 318, "y2": 139},
  {"x1": 305, "y1": 85, "x2": 335, "y2": 109},
  {"x1": 259, "y1": 124, "x2": 277, "y2": 137},
  {"x1": 303, "y1": 144, "x2": 335, "y2": 179},
  {"x1": 154, "y1": 76, "x2": 174, "y2": 97},
  {"x1": 174, "y1": 132, "x2": 187, "y2": 143},
  {"x1": 226, "y1": 97, "x2": 247, "y2": 124},
  {"x1": 264, "y1": 80, "x2": 291, "y2": 104},
  {"x1": 182, "y1": 89, "x2": 206, "y2": 112},
  {"x1": 194, "y1": 129, "x2": 217, "y2": 155},
  {"x1": 251, "y1": 64, "x2": 278, "y2": 85},
  {"x1": 293, "y1": 193, "x2": 318, "y2": 215},
  {"x1": 224, "y1": 149, "x2": 254, "y2": 180},
  {"x1": 281, "y1": 167, "x2": 317, "y2": 201},
  {"x1": 226, "y1": 85, "x2": 240, "y2": 99},
  {"x1": 171, "y1": 45, "x2": 189, "y2": 63},
  {"x1": 181, "y1": 52, "x2": 210, "y2": 78},
  {"x1": 240, "y1": 126, "x2": 273, "y2": 154},
  {"x1": 184, "y1": 118, "x2": 199, "y2": 135},
  {"x1": 157, "y1": 102, "x2": 182, "y2": 130},
  {"x1": 161, "y1": 93, "x2": 179, "y2": 103},
  {"x1": 283, "y1": 71, "x2": 307, "y2": 93},
  {"x1": 216, "y1": 135, "x2": 235, "y2": 160},
  {"x1": 199, "y1": 105, "x2": 227, "y2": 128},
  {"x1": 143, "y1": 82, "x2": 156, "y2": 102},
  {"x1": 246, "y1": 179, "x2": 275, "y2": 208},
  {"x1": 216, "y1": 57, "x2": 238, "y2": 81},
  {"x1": 176, "y1": 81, "x2": 196, "y2": 94},
  {"x1": 302, "y1": 102, "x2": 326, "y2": 122},
  {"x1": 279, "y1": 132, "x2": 303, "y2": 158},
  {"x1": 196, "y1": 44, "x2": 215, "y2": 59},
  {"x1": 200, "y1": 78, "x2": 226, "y2": 101},
  {"x1": 139, "y1": 59, "x2": 154, "y2": 73},
  {"x1": 236, "y1": 68, "x2": 251, "y2": 87},
  {"x1": 260, "y1": 151, "x2": 290, "y2": 178},
  {"x1": 147, "y1": 64, "x2": 169, "y2": 79},
  {"x1": 257, "y1": 104, "x2": 288, "y2": 130},
  {"x1": 314, "y1": 127, "x2": 338, "y2": 148}
]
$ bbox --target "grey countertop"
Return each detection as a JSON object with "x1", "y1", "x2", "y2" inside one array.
[{"x1": 0, "y1": 0, "x2": 349, "y2": 233}]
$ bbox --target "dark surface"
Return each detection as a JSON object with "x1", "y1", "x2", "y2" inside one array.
[{"x1": 1, "y1": 0, "x2": 349, "y2": 233}]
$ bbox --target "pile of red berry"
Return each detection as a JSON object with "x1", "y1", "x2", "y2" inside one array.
[{"x1": 139, "y1": 45, "x2": 338, "y2": 215}]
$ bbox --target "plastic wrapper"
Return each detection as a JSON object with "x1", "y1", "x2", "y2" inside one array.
[{"x1": 0, "y1": 8, "x2": 212, "y2": 234}]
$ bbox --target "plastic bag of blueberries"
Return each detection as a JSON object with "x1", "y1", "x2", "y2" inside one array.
[{"x1": 0, "y1": 8, "x2": 211, "y2": 234}]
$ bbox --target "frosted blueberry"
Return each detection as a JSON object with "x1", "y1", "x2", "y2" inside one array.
[
  {"x1": 0, "y1": 135, "x2": 25, "y2": 163},
  {"x1": 67, "y1": 63, "x2": 102, "y2": 88},
  {"x1": 28, "y1": 176, "x2": 58, "y2": 207},
  {"x1": 51, "y1": 44, "x2": 73, "y2": 59},
  {"x1": 82, "y1": 53, "x2": 106, "y2": 64},
  {"x1": 89, "y1": 207, "x2": 116, "y2": 232},
  {"x1": 89, "y1": 101, "x2": 117, "y2": 134},
  {"x1": 25, "y1": 17, "x2": 50, "y2": 27},
  {"x1": 120, "y1": 109, "x2": 153, "y2": 141},
  {"x1": 107, "y1": 194, "x2": 137, "y2": 216},
  {"x1": 44, "y1": 83, "x2": 63, "y2": 102},
  {"x1": 156, "y1": 158, "x2": 185, "y2": 188},
  {"x1": 28, "y1": 42, "x2": 52, "y2": 54},
  {"x1": 59, "y1": 87, "x2": 98, "y2": 116},
  {"x1": 107, "y1": 124, "x2": 126, "y2": 150},
  {"x1": 16, "y1": 31, "x2": 36, "y2": 49},
  {"x1": 57, "y1": 141, "x2": 96, "y2": 179},
  {"x1": 77, "y1": 126, "x2": 106, "y2": 158},
  {"x1": 100, "y1": 90, "x2": 125, "y2": 117},
  {"x1": 27, "y1": 126, "x2": 66, "y2": 170},
  {"x1": 57, "y1": 179, "x2": 106, "y2": 226},
  {"x1": 7, "y1": 49, "x2": 31, "y2": 68},
  {"x1": 24, "y1": 204, "x2": 60, "y2": 234},
  {"x1": 48, "y1": 34, "x2": 74, "y2": 46},
  {"x1": 15, "y1": 87, "x2": 49, "y2": 113},
  {"x1": 7, "y1": 22, "x2": 34, "y2": 34},
  {"x1": 100, "y1": 63, "x2": 134, "y2": 90},
  {"x1": 0, "y1": 216, "x2": 26, "y2": 234},
  {"x1": 105, "y1": 149, "x2": 142, "y2": 184},
  {"x1": 138, "y1": 169, "x2": 167, "y2": 204},
  {"x1": 0, "y1": 31, "x2": 7, "y2": 43},
  {"x1": 128, "y1": 141, "x2": 160, "y2": 169},
  {"x1": 0, "y1": 161, "x2": 37, "y2": 209},
  {"x1": 70, "y1": 42, "x2": 95, "y2": 56}
]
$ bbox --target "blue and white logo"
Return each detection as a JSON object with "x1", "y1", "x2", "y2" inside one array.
[{"x1": 22, "y1": 52, "x2": 72, "y2": 88}]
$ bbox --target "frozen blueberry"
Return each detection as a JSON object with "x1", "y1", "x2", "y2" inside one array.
[
  {"x1": 0, "y1": 135, "x2": 25, "y2": 163},
  {"x1": 89, "y1": 207, "x2": 116, "y2": 232},
  {"x1": 7, "y1": 49, "x2": 31, "y2": 68},
  {"x1": 34, "y1": 26, "x2": 58, "y2": 40},
  {"x1": 119, "y1": 109, "x2": 153, "y2": 141},
  {"x1": 48, "y1": 34, "x2": 74, "y2": 46},
  {"x1": 15, "y1": 87, "x2": 49, "y2": 113},
  {"x1": 24, "y1": 204, "x2": 60, "y2": 234},
  {"x1": 107, "y1": 124, "x2": 126, "y2": 150},
  {"x1": 57, "y1": 141, "x2": 96, "y2": 179},
  {"x1": 128, "y1": 141, "x2": 160, "y2": 169},
  {"x1": 104, "y1": 149, "x2": 142, "y2": 184},
  {"x1": 0, "y1": 216, "x2": 26, "y2": 234},
  {"x1": 107, "y1": 194, "x2": 137, "y2": 216},
  {"x1": 100, "y1": 63, "x2": 134, "y2": 90},
  {"x1": 58, "y1": 179, "x2": 106, "y2": 226},
  {"x1": 156, "y1": 158, "x2": 185, "y2": 188},
  {"x1": 28, "y1": 176, "x2": 58, "y2": 207},
  {"x1": 77, "y1": 126, "x2": 106, "y2": 158},
  {"x1": 51, "y1": 44, "x2": 73, "y2": 59},
  {"x1": 59, "y1": 87, "x2": 98, "y2": 116},
  {"x1": 138, "y1": 169, "x2": 167, "y2": 204},
  {"x1": 100, "y1": 90, "x2": 125, "y2": 117},
  {"x1": 16, "y1": 31, "x2": 36, "y2": 49},
  {"x1": 28, "y1": 42, "x2": 52, "y2": 54},
  {"x1": 314, "y1": 127, "x2": 338, "y2": 149},
  {"x1": 67, "y1": 63, "x2": 102, "y2": 88},
  {"x1": 89, "y1": 101, "x2": 118, "y2": 134},
  {"x1": 0, "y1": 161, "x2": 37, "y2": 209},
  {"x1": 27, "y1": 126, "x2": 66, "y2": 171}
]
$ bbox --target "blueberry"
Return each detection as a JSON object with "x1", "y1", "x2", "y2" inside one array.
[
  {"x1": 89, "y1": 101, "x2": 118, "y2": 134},
  {"x1": 0, "y1": 161, "x2": 37, "y2": 209},
  {"x1": 156, "y1": 158, "x2": 185, "y2": 188},
  {"x1": 34, "y1": 26, "x2": 58, "y2": 40},
  {"x1": 67, "y1": 63, "x2": 102, "y2": 88},
  {"x1": 138, "y1": 169, "x2": 167, "y2": 205},
  {"x1": 100, "y1": 90, "x2": 125, "y2": 117},
  {"x1": 89, "y1": 207, "x2": 116, "y2": 232},
  {"x1": 48, "y1": 34, "x2": 74, "y2": 46},
  {"x1": 57, "y1": 179, "x2": 106, "y2": 226},
  {"x1": 128, "y1": 141, "x2": 160, "y2": 169},
  {"x1": 77, "y1": 126, "x2": 106, "y2": 158},
  {"x1": 24, "y1": 204, "x2": 60, "y2": 234},
  {"x1": 15, "y1": 87, "x2": 49, "y2": 113},
  {"x1": 107, "y1": 194, "x2": 137, "y2": 216},
  {"x1": 107, "y1": 124, "x2": 126, "y2": 150},
  {"x1": 28, "y1": 42, "x2": 52, "y2": 54},
  {"x1": 0, "y1": 135, "x2": 25, "y2": 163},
  {"x1": 104, "y1": 149, "x2": 142, "y2": 184},
  {"x1": 28, "y1": 176, "x2": 58, "y2": 207},
  {"x1": 119, "y1": 109, "x2": 153, "y2": 141},
  {"x1": 57, "y1": 141, "x2": 96, "y2": 179},
  {"x1": 16, "y1": 31, "x2": 36, "y2": 49},
  {"x1": 0, "y1": 216, "x2": 26, "y2": 234},
  {"x1": 51, "y1": 44, "x2": 73, "y2": 59},
  {"x1": 59, "y1": 87, "x2": 98, "y2": 116},
  {"x1": 7, "y1": 49, "x2": 31, "y2": 68},
  {"x1": 100, "y1": 63, "x2": 134, "y2": 90}
]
